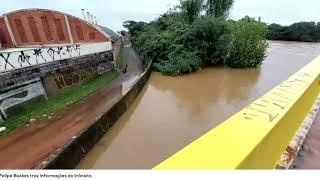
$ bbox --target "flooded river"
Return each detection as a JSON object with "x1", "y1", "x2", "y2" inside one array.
[{"x1": 77, "y1": 41, "x2": 320, "y2": 169}]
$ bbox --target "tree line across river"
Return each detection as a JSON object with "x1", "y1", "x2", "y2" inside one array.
[
  {"x1": 122, "y1": 0, "x2": 318, "y2": 76},
  {"x1": 267, "y1": 22, "x2": 320, "y2": 42}
]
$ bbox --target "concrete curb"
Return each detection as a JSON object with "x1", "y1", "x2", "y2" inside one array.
[{"x1": 36, "y1": 58, "x2": 152, "y2": 169}]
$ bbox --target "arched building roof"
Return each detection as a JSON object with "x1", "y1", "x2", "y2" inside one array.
[{"x1": 0, "y1": 8, "x2": 118, "y2": 48}]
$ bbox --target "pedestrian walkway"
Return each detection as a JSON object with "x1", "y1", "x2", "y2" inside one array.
[
  {"x1": 292, "y1": 99, "x2": 320, "y2": 169},
  {"x1": 0, "y1": 46, "x2": 144, "y2": 169}
]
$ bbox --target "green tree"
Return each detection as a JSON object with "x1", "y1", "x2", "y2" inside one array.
[
  {"x1": 183, "y1": 16, "x2": 233, "y2": 65},
  {"x1": 179, "y1": 0, "x2": 204, "y2": 23},
  {"x1": 226, "y1": 16, "x2": 268, "y2": 68},
  {"x1": 154, "y1": 46, "x2": 201, "y2": 76},
  {"x1": 206, "y1": 0, "x2": 234, "y2": 18},
  {"x1": 123, "y1": 21, "x2": 147, "y2": 36},
  {"x1": 126, "y1": 1, "x2": 268, "y2": 76}
]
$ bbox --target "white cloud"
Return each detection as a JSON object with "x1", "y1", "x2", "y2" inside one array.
[
  {"x1": 1, "y1": 0, "x2": 320, "y2": 30},
  {"x1": 231, "y1": 0, "x2": 320, "y2": 25}
]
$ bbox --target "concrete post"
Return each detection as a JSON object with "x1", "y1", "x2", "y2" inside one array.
[
  {"x1": 4, "y1": 15, "x2": 17, "y2": 47},
  {"x1": 64, "y1": 14, "x2": 74, "y2": 44}
]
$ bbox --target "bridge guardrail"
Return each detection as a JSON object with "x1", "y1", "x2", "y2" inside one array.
[{"x1": 154, "y1": 56, "x2": 320, "y2": 169}]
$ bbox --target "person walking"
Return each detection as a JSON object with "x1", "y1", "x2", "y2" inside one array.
[{"x1": 123, "y1": 64, "x2": 128, "y2": 74}]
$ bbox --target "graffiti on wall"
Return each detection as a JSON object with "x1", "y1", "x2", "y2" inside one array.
[
  {"x1": 0, "y1": 42, "x2": 112, "y2": 72},
  {"x1": 97, "y1": 63, "x2": 114, "y2": 75},
  {"x1": 0, "y1": 45, "x2": 81, "y2": 71},
  {"x1": 52, "y1": 62, "x2": 114, "y2": 89},
  {"x1": 53, "y1": 67, "x2": 94, "y2": 89},
  {"x1": 0, "y1": 53, "x2": 14, "y2": 70},
  {"x1": 18, "y1": 51, "x2": 31, "y2": 67}
]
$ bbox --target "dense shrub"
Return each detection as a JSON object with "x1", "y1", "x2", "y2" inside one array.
[
  {"x1": 183, "y1": 16, "x2": 233, "y2": 65},
  {"x1": 267, "y1": 22, "x2": 320, "y2": 42},
  {"x1": 133, "y1": 27, "x2": 174, "y2": 63},
  {"x1": 125, "y1": 0, "x2": 268, "y2": 76},
  {"x1": 226, "y1": 17, "x2": 268, "y2": 68},
  {"x1": 154, "y1": 47, "x2": 201, "y2": 76}
]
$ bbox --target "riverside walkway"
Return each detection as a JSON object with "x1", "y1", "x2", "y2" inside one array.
[
  {"x1": 0, "y1": 45, "x2": 144, "y2": 169},
  {"x1": 292, "y1": 100, "x2": 320, "y2": 169}
]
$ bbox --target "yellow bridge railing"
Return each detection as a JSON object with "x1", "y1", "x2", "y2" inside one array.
[{"x1": 154, "y1": 56, "x2": 320, "y2": 170}]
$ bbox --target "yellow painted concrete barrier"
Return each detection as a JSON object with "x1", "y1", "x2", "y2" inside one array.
[{"x1": 154, "y1": 57, "x2": 320, "y2": 170}]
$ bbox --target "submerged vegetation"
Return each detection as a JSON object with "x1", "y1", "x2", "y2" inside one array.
[
  {"x1": 227, "y1": 17, "x2": 268, "y2": 68},
  {"x1": 124, "y1": 0, "x2": 268, "y2": 76}
]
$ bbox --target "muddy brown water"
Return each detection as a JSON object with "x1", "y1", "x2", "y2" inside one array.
[{"x1": 77, "y1": 41, "x2": 320, "y2": 169}]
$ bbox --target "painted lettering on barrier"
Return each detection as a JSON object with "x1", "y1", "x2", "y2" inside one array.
[{"x1": 242, "y1": 74, "x2": 312, "y2": 122}]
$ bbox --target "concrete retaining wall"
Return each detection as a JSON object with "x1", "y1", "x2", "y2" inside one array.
[
  {"x1": 0, "y1": 51, "x2": 114, "y2": 96},
  {"x1": 0, "y1": 78, "x2": 47, "y2": 120},
  {"x1": 38, "y1": 59, "x2": 152, "y2": 169},
  {"x1": 0, "y1": 50, "x2": 114, "y2": 119},
  {"x1": 41, "y1": 51, "x2": 114, "y2": 97}
]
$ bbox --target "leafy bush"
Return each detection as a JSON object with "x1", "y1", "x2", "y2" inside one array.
[
  {"x1": 226, "y1": 17, "x2": 268, "y2": 68},
  {"x1": 183, "y1": 16, "x2": 233, "y2": 65},
  {"x1": 125, "y1": 0, "x2": 268, "y2": 76},
  {"x1": 133, "y1": 27, "x2": 173, "y2": 63},
  {"x1": 154, "y1": 47, "x2": 201, "y2": 76}
]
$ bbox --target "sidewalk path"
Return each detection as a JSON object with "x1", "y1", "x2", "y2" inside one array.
[
  {"x1": 292, "y1": 100, "x2": 320, "y2": 169},
  {"x1": 0, "y1": 45, "x2": 144, "y2": 169}
]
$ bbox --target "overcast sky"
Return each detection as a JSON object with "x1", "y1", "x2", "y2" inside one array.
[{"x1": 0, "y1": 0, "x2": 319, "y2": 31}]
